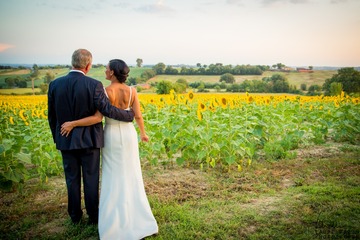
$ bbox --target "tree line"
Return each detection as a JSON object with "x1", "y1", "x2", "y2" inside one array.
[
  {"x1": 151, "y1": 62, "x2": 268, "y2": 76},
  {"x1": 1, "y1": 64, "x2": 359, "y2": 97},
  {"x1": 153, "y1": 68, "x2": 360, "y2": 96}
]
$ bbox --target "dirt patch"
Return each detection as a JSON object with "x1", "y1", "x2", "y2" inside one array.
[
  {"x1": 144, "y1": 168, "x2": 209, "y2": 203},
  {"x1": 244, "y1": 195, "x2": 283, "y2": 214},
  {"x1": 295, "y1": 144, "x2": 342, "y2": 159},
  {"x1": 33, "y1": 177, "x2": 67, "y2": 206},
  {"x1": 37, "y1": 219, "x2": 65, "y2": 234}
]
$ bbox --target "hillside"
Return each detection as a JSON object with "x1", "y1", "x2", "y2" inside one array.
[
  {"x1": 0, "y1": 67, "x2": 337, "y2": 94},
  {"x1": 148, "y1": 70, "x2": 337, "y2": 90}
]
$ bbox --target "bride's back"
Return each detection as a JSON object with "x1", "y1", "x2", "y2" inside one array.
[{"x1": 106, "y1": 83, "x2": 133, "y2": 110}]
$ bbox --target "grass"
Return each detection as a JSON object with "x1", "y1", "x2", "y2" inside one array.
[
  {"x1": 148, "y1": 70, "x2": 337, "y2": 89},
  {"x1": 0, "y1": 67, "x2": 148, "y2": 94},
  {"x1": 1, "y1": 142, "x2": 359, "y2": 239},
  {"x1": 1, "y1": 68, "x2": 335, "y2": 95}
]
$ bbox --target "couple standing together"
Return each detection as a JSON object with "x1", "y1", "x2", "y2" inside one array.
[{"x1": 48, "y1": 49, "x2": 158, "y2": 239}]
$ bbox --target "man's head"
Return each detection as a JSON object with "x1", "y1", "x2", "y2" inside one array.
[{"x1": 71, "y1": 49, "x2": 92, "y2": 73}]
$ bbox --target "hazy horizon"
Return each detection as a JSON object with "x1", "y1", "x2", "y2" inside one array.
[{"x1": 1, "y1": 0, "x2": 359, "y2": 67}]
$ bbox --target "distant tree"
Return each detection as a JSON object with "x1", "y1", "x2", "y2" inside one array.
[
  {"x1": 17, "y1": 80, "x2": 27, "y2": 88},
  {"x1": 156, "y1": 80, "x2": 173, "y2": 94},
  {"x1": 309, "y1": 66, "x2": 313, "y2": 70},
  {"x1": 220, "y1": 73, "x2": 235, "y2": 84},
  {"x1": 276, "y1": 63, "x2": 285, "y2": 70},
  {"x1": 126, "y1": 77, "x2": 137, "y2": 86},
  {"x1": 265, "y1": 74, "x2": 290, "y2": 93},
  {"x1": 226, "y1": 83, "x2": 241, "y2": 92},
  {"x1": 136, "y1": 58, "x2": 143, "y2": 68},
  {"x1": 141, "y1": 69, "x2": 156, "y2": 80},
  {"x1": 252, "y1": 79, "x2": 269, "y2": 93},
  {"x1": 308, "y1": 84, "x2": 321, "y2": 92},
  {"x1": 196, "y1": 63, "x2": 201, "y2": 68},
  {"x1": 241, "y1": 80, "x2": 253, "y2": 92},
  {"x1": 330, "y1": 82, "x2": 343, "y2": 96},
  {"x1": 152, "y1": 62, "x2": 166, "y2": 75},
  {"x1": 173, "y1": 82, "x2": 187, "y2": 93},
  {"x1": 5, "y1": 77, "x2": 16, "y2": 88},
  {"x1": 300, "y1": 83, "x2": 307, "y2": 91},
  {"x1": 39, "y1": 83, "x2": 49, "y2": 94},
  {"x1": 323, "y1": 67, "x2": 360, "y2": 95},
  {"x1": 165, "y1": 66, "x2": 179, "y2": 75},
  {"x1": 31, "y1": 64, "x2": 40, "y2": 78},
  {"x1": 176, "y1": 78, "x2": 188, "y2": 88},
  {"x1": 197, "y1": 82, "x2": 205, "y2": 92},
  {"x1": 220, "y1": 82, "x2": 226, "y2": 89},
  {"x1": 44, "y1": 71, "x2": 55, "y2": 84},
  {"x1": 92, "y1": 64, "x2": 104, "y2": 68}
]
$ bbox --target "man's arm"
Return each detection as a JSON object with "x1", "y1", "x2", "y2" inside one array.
[
  {"x1": 47, "y1": 83, "x2": 57, "y2": 142},
  {"x1": 93, "y1": 83, "x2": 134, "y2": 122},
  {"x1": 61, "y1": 111, "x2": 103, "y2": 137}
]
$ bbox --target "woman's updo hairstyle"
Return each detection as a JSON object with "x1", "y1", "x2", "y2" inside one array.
[{"x1": 109, "y1": 59, "x2": 130, "y2": 83}]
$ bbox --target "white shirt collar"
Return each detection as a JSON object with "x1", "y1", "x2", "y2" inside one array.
[{"x1": 70, "y1": 69, "x2": 85, "y2": 75}]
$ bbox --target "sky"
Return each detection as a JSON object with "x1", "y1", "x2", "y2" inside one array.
[{"x1": 0, "y1": 0, "x2": 359, "y2": 67}]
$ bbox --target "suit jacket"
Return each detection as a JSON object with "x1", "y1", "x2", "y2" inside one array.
[{"x1": 48, "y1": 70, "x2": 134, "y2": 150}]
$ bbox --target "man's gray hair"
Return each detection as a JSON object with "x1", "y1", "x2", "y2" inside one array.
[{"x1": 71, "y1": 49, "x2": 92, "y2": 69}]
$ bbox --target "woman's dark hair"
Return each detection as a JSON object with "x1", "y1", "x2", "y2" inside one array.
[{"x1": 109, "y1": 59, "x2": 130, "y2": 83}]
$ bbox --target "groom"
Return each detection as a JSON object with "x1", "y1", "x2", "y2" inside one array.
[{"x1": 48, "y1": 48, "x2": 134, "y2": 224}]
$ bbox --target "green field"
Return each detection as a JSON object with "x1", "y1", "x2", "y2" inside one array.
[
  {"x1": 149, "y1": 70, "x2": 337, "y2": 89},
  {"x1": 88, "y1": 66, "x2": 147, "y2": 86},
  {"x1": 0, "y1": 67, "x2": 337, "y2": 94},
  {"x1": 0, "y1": 67, "x2": 148, "y2": 94}
]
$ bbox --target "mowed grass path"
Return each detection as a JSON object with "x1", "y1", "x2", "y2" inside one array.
[{"x1": 1, "y1": 143, "x2": 359, "y2": 239}]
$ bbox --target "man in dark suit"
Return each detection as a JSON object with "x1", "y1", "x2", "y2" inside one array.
[{"x1": 47, "y1": 49, "x2": 134, "y2": 225}]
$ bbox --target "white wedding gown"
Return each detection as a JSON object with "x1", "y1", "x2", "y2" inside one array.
[{"x1": 99, "y1": 87, "x2": 158, "y2": 239}]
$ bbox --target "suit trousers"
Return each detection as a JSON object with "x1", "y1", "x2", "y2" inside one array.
[{"x1": 61, "y1": 148, "x2": 100, "y2": 223}]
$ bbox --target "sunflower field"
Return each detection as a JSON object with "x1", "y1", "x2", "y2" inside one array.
[{"x1": 1, "y1": 92, "x2": 359, "y2": 190}]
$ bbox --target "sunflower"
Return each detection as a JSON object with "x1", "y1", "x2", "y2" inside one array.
[
  {"x1": 197, "y1": 109, "x2": 203, "y2": 121},
  {"x1": 187, "y1": 91, "x2": 194, "y2": 100},
  {"x1": 9, "y1": 116, "x2": 14, "y2": 125},
  {"x1": 221, "y1": 97, "x2": 227, "y2": 108},
  {"x1": 41, "y1": 109, "x2": 47, "y2": 119},
  {"x1": 19, "y1": 110, "x2": 27, "y2": 122},
  {"x1": 198, "y1": 102, "x2": 206, "y2": 111}
]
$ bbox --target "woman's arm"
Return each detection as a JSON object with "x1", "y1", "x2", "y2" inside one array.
[
  {"x1": 61, "y1": 110, "x2": 103, "y2": 137},
  {"x1": 131, "y1": 88, "x2": 149, "y2": 142}
]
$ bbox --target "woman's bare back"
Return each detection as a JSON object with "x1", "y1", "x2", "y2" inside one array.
[{"x1": 106, "y1": 83, "x2": 134, "y2": 110}]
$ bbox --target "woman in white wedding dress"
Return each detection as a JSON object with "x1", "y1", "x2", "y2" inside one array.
[{"x1": 61, "y1": 59, "x2": 158, "y2": 239}]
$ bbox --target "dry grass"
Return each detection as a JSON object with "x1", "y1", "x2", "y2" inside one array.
[
  {"x1": 1, "y1": 143, "x2": 359, "y2": 239},
  {"x1": 0, "y1": 69, "x2": 31, "y2": 75}
]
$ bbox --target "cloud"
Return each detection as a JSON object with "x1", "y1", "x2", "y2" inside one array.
[
  {"x1": 0, "y1": 43, "x2": 15, "y2": 52},
  {"x1": 135, "y1": 0, "x2": 175, "y2": 14}
]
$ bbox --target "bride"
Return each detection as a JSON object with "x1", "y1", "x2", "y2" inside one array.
[{"x1": 61, "y1": 59, "x2": 158, "y2": 239}]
